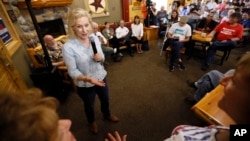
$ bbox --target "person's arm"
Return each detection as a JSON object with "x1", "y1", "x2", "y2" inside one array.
[
  {"x1": 97, "y1": 32, "x2": 107, "y2": 44},
  {"x1": 105, "y1": 131, "x2": 127, "y2": 141}
]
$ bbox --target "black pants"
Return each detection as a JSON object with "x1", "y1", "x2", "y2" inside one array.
[
  {"x1": 77, "y1": 78, "x2": 110, "y2": 123},
  {"x1": 109, "y1": 36, "x2": 120, "y2": 54}
]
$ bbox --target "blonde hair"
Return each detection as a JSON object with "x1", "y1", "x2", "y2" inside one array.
[
  {"x1": 236, "y1": 53, "x2": 250, "y2": 84},
  {"x1": 67, "y1": 8, "x2": 93, "y2": 38},
  {"x1": 0, "y1": 88, "x2": 59, "y2": 141}
]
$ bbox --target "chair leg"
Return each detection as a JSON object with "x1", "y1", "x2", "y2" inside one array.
[
  {"x1": 220, "y1": 50, "x2": 228, "y2": 66},
  {"x1": 225, "y1": 49, "x2": 231, "y2": 60}
]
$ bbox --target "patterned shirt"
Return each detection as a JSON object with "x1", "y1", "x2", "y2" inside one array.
[{"x1": 62, "y1": 34, "x2": 106, "y2": 87}]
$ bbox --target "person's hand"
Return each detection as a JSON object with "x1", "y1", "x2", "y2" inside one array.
[
  {"x1": 137, "y1": 36, "x2": 142, "y2": 40},
  {"x1": 207, "y1": 33, "x2": 213, "y2": 38},
  {"x1": 221, "y1": 40, "x2": 227, "y2": 43},
  {"x1": 105, "y1": 131, "x2": 127, "y2": 141},
  {"x1": 93, "y1": 53, "x2": 103, "y2": 62},
  {"x1": 88, "y1": 77, "x2": 105, "y2": 87}
]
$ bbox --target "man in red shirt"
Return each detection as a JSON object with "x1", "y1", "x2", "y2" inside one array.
[{"x1": 202, "y1": 12, "x2": 243, "y2": 71}]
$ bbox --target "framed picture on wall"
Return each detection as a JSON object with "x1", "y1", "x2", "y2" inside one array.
[
  {"x1": 86, "y1": 0, "x2": 109, "y2": 18},
  {"x1": 0, "y1": 17, "x2": 12, "y2": 44}
]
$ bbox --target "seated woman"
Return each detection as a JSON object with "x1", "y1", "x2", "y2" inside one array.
[
  {"x1": 159, "y1": 10, "x2": 179, "y2": 38},
  {"x1": 43, "y1": 34, "x2": 65, "y2": 66},
  {"x1": 131, "y1": 15, "x2": 144, "y2": 54}
]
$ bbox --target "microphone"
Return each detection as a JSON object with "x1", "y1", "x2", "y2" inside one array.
[{"x1": 89, "y1": 36, "x2": 98, "y2": 54}]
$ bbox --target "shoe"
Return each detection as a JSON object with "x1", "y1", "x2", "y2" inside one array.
[
  {"x1": 201, "y1": 64, "x2": 210, "y2": 71},
  {"x1": 104, "y1": 115, "x2": 119, "y2": 122},
  {"x1": 169, "y1": 65, "x2": 174, "y2": 72},
  {"x1": 184, "y1": 96, "x2": 197, "y2": 105},
  {"x1": 186, "y1": 80, "x2": 197, "y2": 89},
  {"x1": 178, "y1": 62, "x2": 185, "y2": 71},
  {"x1": 89, "y1": 122, "x2": 98, "y2": 134},
  {"x1": 118, "y1": 52, "x2": 123, "y2": 57}
]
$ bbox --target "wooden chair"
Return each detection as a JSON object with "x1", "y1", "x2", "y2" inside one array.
[
  {"x1": 191, "y1": 85, "x2": 236, "y2": 127},
  {"x1": 165, "y1": 46, "x2": 186, "y2": 64}
]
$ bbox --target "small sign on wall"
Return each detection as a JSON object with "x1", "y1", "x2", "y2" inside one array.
[{"x1": 0, "y1": 17, "x2": 12, "y2": 44}]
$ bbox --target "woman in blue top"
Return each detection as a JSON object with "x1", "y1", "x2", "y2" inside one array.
[{"x1": 62, "y1": 8, "x2": 119, "y2": 134}]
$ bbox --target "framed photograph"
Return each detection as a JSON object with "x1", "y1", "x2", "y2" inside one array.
[
  {"x1": 86, "y1": 0, "x2": 109, "y2": 18},
  {"x1": 0, "y1": 17, "x2": 12, "y2": 44},
  {"x1": 7, "y1": 10, "x2": 17, "y2": 22}
]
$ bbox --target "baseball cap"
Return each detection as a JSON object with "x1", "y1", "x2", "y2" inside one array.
[{"x1": 179, "y1": 16, "x2": 189, "y2": 23}]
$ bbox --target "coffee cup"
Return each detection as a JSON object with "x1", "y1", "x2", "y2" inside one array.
[{"x1": 201, "y1": 32, "x2": 206, "y2": 37}]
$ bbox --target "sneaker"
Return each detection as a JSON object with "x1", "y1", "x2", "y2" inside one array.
[
  {"x1": 169, "y1": 65, "x2": 174, "y2": 72},
  {"x1": 118, "y1": 52, "x2": 123, "y2": 56},
  {"x1": 201, "y1": 64, "x2": 210, "y2": 71},
  {"x1": 114, "y1": 48, "x2": 117, "y2": 53},
  {"x1": 178, "y1": 62, "x2": 185, "y2": 71},
  {"x1": 186, "y1": 80, "x2": 197, "y2": 89}
]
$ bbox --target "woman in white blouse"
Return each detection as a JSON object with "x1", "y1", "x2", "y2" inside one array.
[{"x1": 131, "y1": 15, "x2": 144, "y2": 53}]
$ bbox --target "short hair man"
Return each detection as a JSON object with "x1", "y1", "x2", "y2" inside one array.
[
  {"x1": 43, "y1": 35, "x2": 64, "y2": 66},
  {"x1": 167, "y1": 16, "x2": 192, "y2": 72},
  {"x1": 202, "y1": 12, "x2": 243, "y2": 71}
]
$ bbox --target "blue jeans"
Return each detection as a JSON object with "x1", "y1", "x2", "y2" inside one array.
[
  {"x1": 205, "y1": 40, "x2": 236, "y2": 65},
  {"x1": 169, "y1": 40, "x2": 184, "y2": 65},
  {"x1": 194, "y1": 70, "x2": 223, "y2": 101},
  {"x1": 77, "y1": 78, "x2": 110, "y2": 123}
]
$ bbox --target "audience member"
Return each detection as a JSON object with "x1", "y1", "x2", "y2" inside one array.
[
  {"x1": 141, "y1": 0, "x2": 149, "y2": 27},
  {"x1": 102, "y1": 22, "x2": 122, "y2": 56},
  {"x1": 206, "y1": 0, "x2": 217, "y2": 11},
  {"x1": 157, "y1": 6, "x2": 168, "y2": 26},
  {"x1": 166, "y1": 16, "x2": 192, "y2": 72},
  {"x1": 185, "y1": 69, "x2": 235, "y2": 104},
  {"x1": 103, "y1": 53, "x2": 250, "y2": 141},
  {"x1": 149, "y1": 2, "x2": 157, "y2": 25},
  {"x1": 240, "y1": 11, "x2": 250, "y2": 43},
  {"x1": 220, "y1": 9, "x2": 235, "y2": 23},
  {"x1": 168, "y1": 10, "x2": 179, "y2": 25},
  {"x1": 62, "y1": 8, "x2": 119, "y2": 134},
  {"x1": 196, "y1": 12, "x2": 218, "y2": 33},
  {"x1": 43, "y1": 34, "x2": 65, "y2": 66},
  {"x1": 115, "y1": 19, "x2": 134, "y2": 57},
  {"x1": 131, "y1": 15, "x2": 144, "y2": 54},
  {"x1": 187, "y1": 3, "x2": 201, "y2": 29},
  {"x1": 0, "y1": 88, "x2": 76, "y2": 141},
  {"x1": 202, "y1": 12, "x2": 243, "y2": 71},
  {"x1": 92, "y1": 22, "x2": 114, "y2": 61},
  {"x1": 231, "y1": 0, "x2": 240, "y2": 12},
  {"x1": 180, "y1": 3, "x2": 189, "y2": 16}
]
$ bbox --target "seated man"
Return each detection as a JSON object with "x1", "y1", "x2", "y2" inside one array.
[
  {"x1": 43, "y1": 34, "x2": 65, "y2": 66},
  {"x1": 240, "y1": 11, "x2": 250, "y2": 44},
  {"x1": 202, "y1": 12, "x2": 243, "y2": 71},
  {"x1": 185, "y1": 69, "x2": 235, "y2": 105},
  {"x1": 92, "y1": 22, "x2": 114, "y2": 61},
  {"x1": 196, "y1": 12, "x2": 218, "y2": 33},
  {"x1": 167, "y1": 16, "x2": 192, "y2": 72},
  {"x1": 115, "y1": 19, "x2": 134, "y2": 57}
]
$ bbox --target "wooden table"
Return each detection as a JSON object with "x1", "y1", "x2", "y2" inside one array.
[
  {"x1": 144, "y1": 26, "x2": 159, "y2": 41},
  {"x1": 192, "y1": 32, "x2": 213, "y2": 43},
  {"x1": 191, "y1": 85, "x2": 236, "y2": 127}
]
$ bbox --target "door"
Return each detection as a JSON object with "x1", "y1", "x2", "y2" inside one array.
[{"x1": 0, "y1": 39, "x2": 26, "y2": 92}]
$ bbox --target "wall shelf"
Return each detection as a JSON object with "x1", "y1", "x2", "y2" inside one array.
[{"x1": 17, "y1": 0, "x2": 73, "y2": 9}]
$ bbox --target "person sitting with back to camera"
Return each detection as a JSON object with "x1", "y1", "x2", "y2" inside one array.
[
  {"x1": 201, "y1": 12, "x2": 243, "y2": 71},
  {"x1": 115, "y1": 19, "x2": 134, "y2": 57},
  {"x1": 43, "y1": 34, "x2": 65, "y2": 66},
  {"x1": 165, "y1": 16, "x2": 192, "y2": 72},
  {"x1": 131, "y1": 15, "x2": 144, "y2": 54}
]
